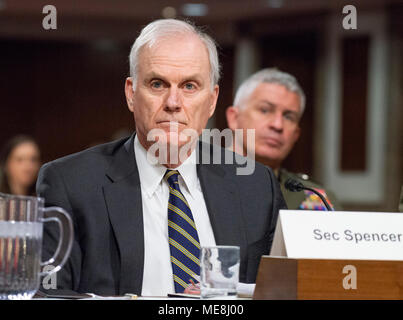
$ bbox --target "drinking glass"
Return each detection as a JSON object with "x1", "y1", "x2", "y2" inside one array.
[{"x1": 200, "y1": 245, "x2": 240, "y2": 299}]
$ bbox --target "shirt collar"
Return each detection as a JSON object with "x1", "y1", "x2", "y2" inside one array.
[{"x1": 134, "y1": 135, "x2": 199, "y2": 198}]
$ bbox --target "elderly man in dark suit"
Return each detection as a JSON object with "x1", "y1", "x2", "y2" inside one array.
[{"x1": 37, "y1": 19, "x2": 286, "y2": 297}]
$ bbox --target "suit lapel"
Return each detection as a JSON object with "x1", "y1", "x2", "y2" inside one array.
[
  {"x1": 102, "y1": 134, "x2": 144, "y2": 295},
  {"x1": 196, "y1": 144, "x2": 247, "y2": 249}
]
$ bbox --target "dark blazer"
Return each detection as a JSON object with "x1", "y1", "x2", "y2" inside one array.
[{"x1": 37, "y1": 134, "x2": 286, "y2": 296}]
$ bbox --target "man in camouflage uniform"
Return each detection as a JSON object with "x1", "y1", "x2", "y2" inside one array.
[{"x1": 226, "y1": 68, "x2": 341, "y2": 210}]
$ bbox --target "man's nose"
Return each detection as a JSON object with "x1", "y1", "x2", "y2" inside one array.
[
  {"x1": 269, "y1": 112, "x2": 284, "y2": 132},
  {"x1": 164, "y1": 88, "x2": 182, "y2": 112}
]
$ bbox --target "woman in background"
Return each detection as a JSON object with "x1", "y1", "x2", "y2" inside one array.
[{"x1": 0, "y1": 135, "x2": 41, "y2": 196}]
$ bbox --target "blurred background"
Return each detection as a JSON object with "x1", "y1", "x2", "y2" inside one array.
[{"x1": 0, "y1": 0, "x2": 402, "y2": 211}]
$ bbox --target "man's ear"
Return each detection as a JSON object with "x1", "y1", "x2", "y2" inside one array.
[
  {"x1": 125, "y1": 77, "x2": 135, "y2": 112},
  {"x1": 208, "y1": 84, "x2": 220, "y2": 118},
  {"x1": 225, "y1": 106, "x2": 240, "y2": 130}
]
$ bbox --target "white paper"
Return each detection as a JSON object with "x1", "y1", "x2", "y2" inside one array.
[
  {"x1": 271, "y1": 210, "x2": 403, "y2": 261},
  {"x1": 236, "y1": 282, "x2": 255, "y2": 297}
]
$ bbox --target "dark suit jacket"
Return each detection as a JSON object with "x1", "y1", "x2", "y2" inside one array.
[{"x1": 37, "y1": 134, "x2": 286, "y2": 296}]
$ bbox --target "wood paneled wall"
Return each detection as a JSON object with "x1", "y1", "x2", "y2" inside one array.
[{"x1": 0, "y1": 39, "x2": 134, "y2": 163}]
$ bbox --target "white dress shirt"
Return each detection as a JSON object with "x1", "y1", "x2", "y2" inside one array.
[{"x1": 134, "y1": 135, "x2": 216, "y2": 296}]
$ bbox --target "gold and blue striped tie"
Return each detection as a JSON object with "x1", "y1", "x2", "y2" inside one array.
[{"x1": 165, "y1": 170, "x2": 200, "y2": 293}]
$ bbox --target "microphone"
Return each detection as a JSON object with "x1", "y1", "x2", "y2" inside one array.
[{"x1": 284, "y1": 178, "x2": 333, "y2": 211}]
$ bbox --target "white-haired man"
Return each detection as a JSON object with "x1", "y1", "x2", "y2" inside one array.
[
  {"x1": 226, "y1": 68, "x2": 340, "y2": 210},
  {"x1": 37, "y1": 20, "x2": 286, "y2": 297}
]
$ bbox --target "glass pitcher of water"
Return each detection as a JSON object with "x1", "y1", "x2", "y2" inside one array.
[{"x1": 0, "y1": 193, "x2": 73, "y2": 299}]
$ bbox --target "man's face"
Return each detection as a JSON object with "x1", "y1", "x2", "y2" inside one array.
[
  {"x1": 229, "y1": 82, "x2": 301, "y2": 169},
  {"x1": 125, "y1": 34, "x2": 219, "y2": 152}
]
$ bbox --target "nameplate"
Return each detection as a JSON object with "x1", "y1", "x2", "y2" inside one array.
[{"x1": 270, "y1": 210, "x2": 403, "y2": 260}]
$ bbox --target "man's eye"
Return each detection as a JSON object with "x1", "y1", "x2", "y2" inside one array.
[
  {"x1": 284, "y1": 113, "x2": 298, "y2": 122},
  {"x1": 184, "y1": 83, "x2": 196, "y2": 90},
  {"x1": 151, "y1": 80, "x2": 163, "y2": 89},
  {"x1": 260, "y1": 108, "x2": 270, "y2": 114}
]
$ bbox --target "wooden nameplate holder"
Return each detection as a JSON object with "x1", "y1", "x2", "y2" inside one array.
[{"x1": 253, "y1": 256, "x2": 403, "y2": 299}]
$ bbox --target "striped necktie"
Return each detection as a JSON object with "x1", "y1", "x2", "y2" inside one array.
[{"x1": 164, "y1": 169, "x2": 200, "y2": 293}]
